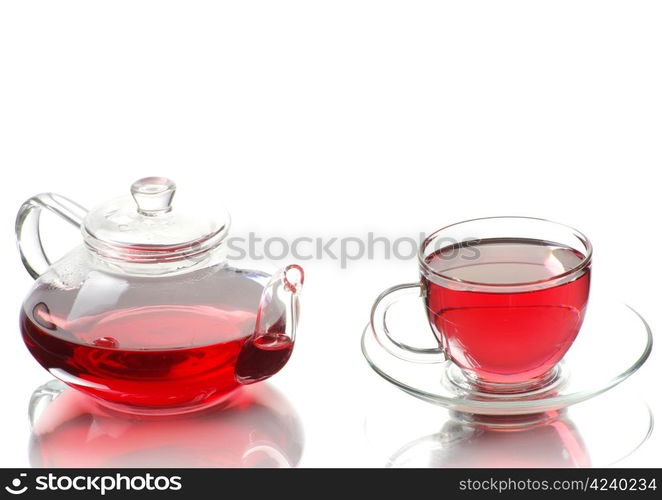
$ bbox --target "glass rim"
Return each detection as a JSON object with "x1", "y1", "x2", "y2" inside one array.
[{"x1": 418, "y1": 216, "x2": 593, "y2": 289}]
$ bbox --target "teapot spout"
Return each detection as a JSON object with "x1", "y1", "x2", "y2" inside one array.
[
  {"x1": 235, "y1": 265, "x2": 304, "y2": 385},
  {"x1": 255, "y1": 264, "x2": 304, "y2": 341}
]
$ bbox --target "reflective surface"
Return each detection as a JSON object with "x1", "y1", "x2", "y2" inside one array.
[
  {"x1": 29, "y1": 380, "x2": 304, "y2": 468},
  {"x1": 364, "y1": 385, "x2": 653, "y2": 468}
]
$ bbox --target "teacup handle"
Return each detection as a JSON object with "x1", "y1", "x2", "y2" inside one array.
[
  {"x1": 370, "y1": 282, "x2": 446, "y2": 364},
  {"x1": 15, "y1": 193, "x2": 88, "y2": 279}
]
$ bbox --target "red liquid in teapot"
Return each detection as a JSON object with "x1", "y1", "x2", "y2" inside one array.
[
  {"x1": 235, "y1": 333, "x2": 294, "y2": 384},
  {"x1": 21, "y1": 304, "x2": 292, "y2": 412}
]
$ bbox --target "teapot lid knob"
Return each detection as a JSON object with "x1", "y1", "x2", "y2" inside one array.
[{"x1": 130, "y1": 177, "x2": 176, "y2": 216}]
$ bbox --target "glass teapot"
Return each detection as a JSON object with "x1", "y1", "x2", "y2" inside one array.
[{"x1": 16, "y1": 177, "x2": 304, "y2": 415}]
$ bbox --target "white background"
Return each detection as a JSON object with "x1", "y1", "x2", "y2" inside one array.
[{"x1": 0, "y1": 1, "x2": 660, "y2": 468}]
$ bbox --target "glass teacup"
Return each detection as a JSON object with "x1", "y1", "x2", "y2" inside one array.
[{"x1": 370, "y1": 217, "x2": 592, "y2": 393}]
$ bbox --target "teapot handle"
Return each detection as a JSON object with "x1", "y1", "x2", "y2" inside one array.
[{"x1": 15, "y1": 193, "x2": 88, "y2": 279}]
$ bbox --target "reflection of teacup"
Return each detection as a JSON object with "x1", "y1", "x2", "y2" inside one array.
[
  {"x1": 29, "y1": 380, "x2": 303, "y2": 468},
  {"x1": 388, "y1": 411, "x2": 590, "y2": 468},
  {"x1": 371, "y1": 217, "x2": 591, "y2": 392}
]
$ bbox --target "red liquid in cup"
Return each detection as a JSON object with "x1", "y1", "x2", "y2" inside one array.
[
  {"x1": 21, "y1": 304, "x2": 292, "y2": 411},
  {"x1": 424, "y1": 239, "x2": 590, "y2": 384}
]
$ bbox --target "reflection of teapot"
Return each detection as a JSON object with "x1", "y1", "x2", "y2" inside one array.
[
  {"x1": 16, "y1": 177, "x2": 304, "y2": 415},
  {"x1": 29, "y1": 380, "x2": 303, "y2": 467},
  {"x1": 388, "y1": 412, "x2": 590, "y2": 468}
]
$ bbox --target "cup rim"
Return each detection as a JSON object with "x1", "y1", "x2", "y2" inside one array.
[{"x1": 418, "y1": 216, "x2": 593, "y2": 289}]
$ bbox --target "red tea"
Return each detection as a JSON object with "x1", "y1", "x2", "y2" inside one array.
[
  {"x1": 21, "y1": 303, "x2": 292, "y2": 412},
  {"x1": 424, "y1": 238, "x2": 590, "y2": 384}
]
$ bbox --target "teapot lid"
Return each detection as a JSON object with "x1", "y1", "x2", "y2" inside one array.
[{"x1": 82, "y1": 177, "x2": 230, "y2": 263}]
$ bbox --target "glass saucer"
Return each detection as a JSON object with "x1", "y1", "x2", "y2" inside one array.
[{"x1": 361, "y1": 298, "x2": 653, "y2": 415}]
